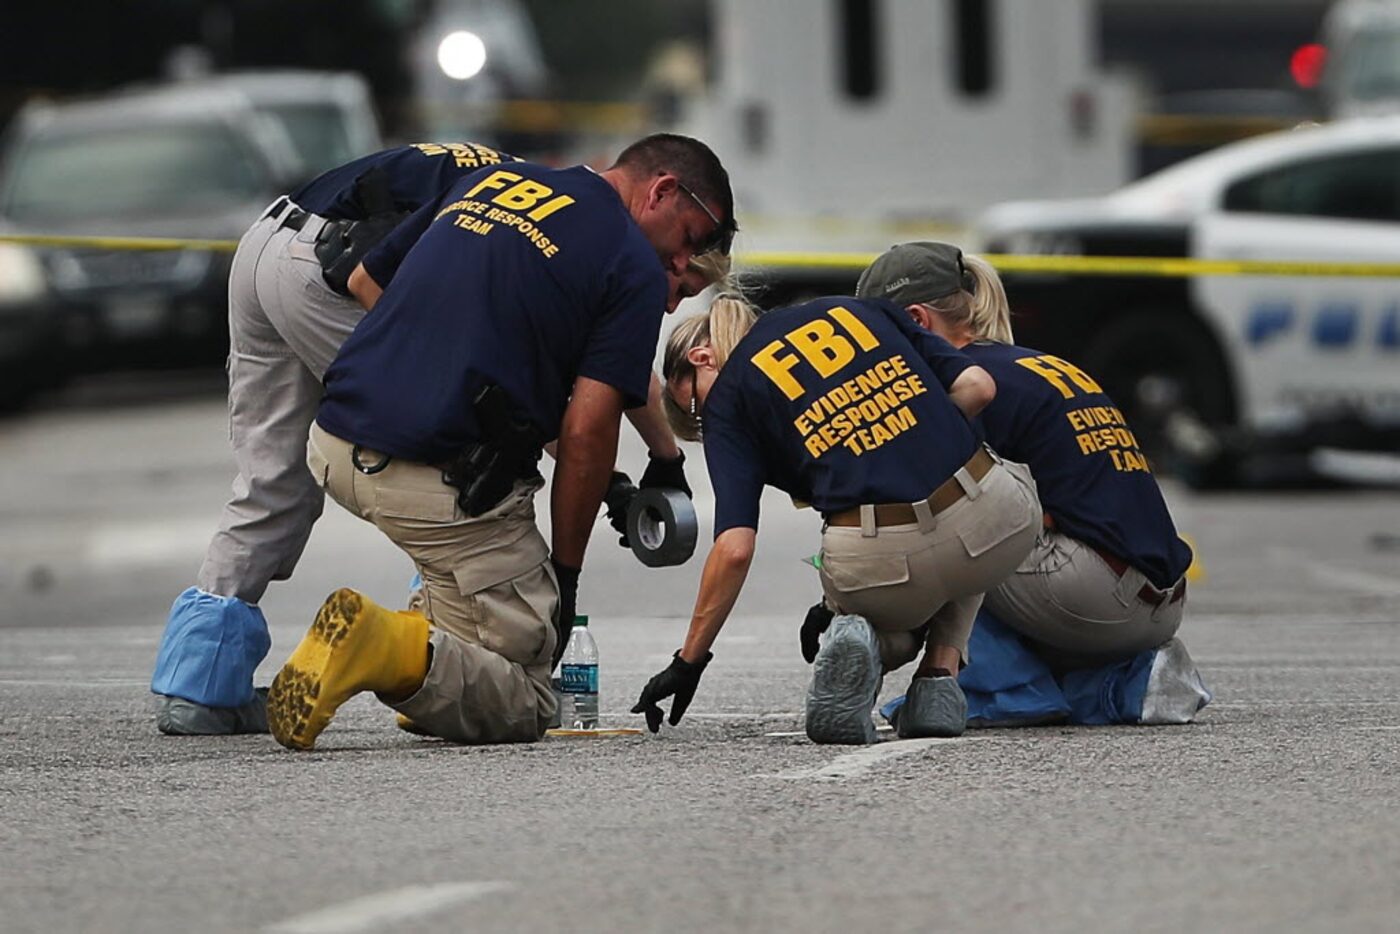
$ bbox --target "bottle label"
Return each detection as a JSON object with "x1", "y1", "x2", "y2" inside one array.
[{"x1": 560, "y1": 663, "x2": 598, "y2": 694}]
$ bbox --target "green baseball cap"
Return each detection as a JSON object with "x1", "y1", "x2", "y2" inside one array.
[{"x1": 856, "y1": 241, "x2": 975, "y2": 306}]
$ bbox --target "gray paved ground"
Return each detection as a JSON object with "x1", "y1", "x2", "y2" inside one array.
[{"x1": 2, "y1": 390, "x2": 1399, "y2": 934}]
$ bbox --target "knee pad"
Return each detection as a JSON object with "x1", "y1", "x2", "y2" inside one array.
[{"x1": 151, "y1": 587, "x2": 271, "y2": 707}]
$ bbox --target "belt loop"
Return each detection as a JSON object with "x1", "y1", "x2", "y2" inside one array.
[
  {"x1": 955, "y1": 465, "x2": 982, "y2": 500},
  {"x1": 859, "y1": 504, "x2": 878, "y2": 538},
  {"x1": 912, "y1": 498, "x2": 937, "y2": 534},
  {"x1": 1112, "y1": 567, "x2": 1138, "y2": 607}
]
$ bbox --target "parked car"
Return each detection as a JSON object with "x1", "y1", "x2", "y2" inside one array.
[
  {"x1": 0, "y1": 83, "x2": 302, "y2": 393},
  {"x1": 184, "y1": 70, "x2": 383, "y2": 179},
  {"x1": 977, "y1": 115, "x2": 1400, "y2": 484}
]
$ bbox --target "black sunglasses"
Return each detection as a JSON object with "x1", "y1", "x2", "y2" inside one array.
[{"x1": 677, "y1": 180, "x2": 735, "y2": 256}]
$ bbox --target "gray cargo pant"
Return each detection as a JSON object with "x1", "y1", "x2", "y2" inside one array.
[
  {"x1": 309, "y1": 423, "x2": 558, "y2": 743},
  {"x1": 818, "y1": 457, "x2": 1041, "y2": 671},
  {"x1": 197, "y1": 199, "x2": 366, "y2": 604},
  {"x1": 984, "y1": 528, "x2": 1186, "y2": 671}
]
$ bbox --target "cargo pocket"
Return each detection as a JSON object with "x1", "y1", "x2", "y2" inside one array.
[
  {"x1": 374, "y1": 486, "x2": 459, "y2": 524},
  {"x1": 305, "y1": 434, "x2": 331, "y2": 489},
  {"x1": 821, "y1": 552, "x2": 911, "y2": 594},
  {"x1": 452, "y1": 534, "x2": 553, "y2": 667},
  {"x1": 956, "y1": 471, "x2": 1038, "y2": 558}
]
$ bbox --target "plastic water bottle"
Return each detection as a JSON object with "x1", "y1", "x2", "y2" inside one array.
[{"x1": 559, "y1": 615, "x2": 599, "y2": 729}]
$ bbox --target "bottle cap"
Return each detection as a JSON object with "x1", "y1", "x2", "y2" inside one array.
[{"x1": 573, "y1": 614, "x2": 589, "y2": 628}]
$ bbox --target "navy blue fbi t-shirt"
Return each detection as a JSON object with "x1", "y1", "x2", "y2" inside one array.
[
  {"x1": 963, "y1": 341, "x2": 1193, "y2": 589},
  {"x1": 289, "y1": 141, "x2": 519, "y2": 220},
  {"x1": 316, "y1": 163, "x2": 668, "y2": 463},
  {"x1": 702, "y1": 297, "x2": 981, "y2": 536}
]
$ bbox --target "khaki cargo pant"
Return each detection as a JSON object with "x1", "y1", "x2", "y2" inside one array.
[
  {"x1": 308, "y1": 423, "x2": 558, "y2": 743},
  {"x1": 818, "y1": 457, "x2": 1041, "y2": 672},
  {"x1": 984, "y1": 528, "x2": 1186, "y2": 671},
  {"x1": 199, "y1": 199, "x2": 366, "y2": 604}
]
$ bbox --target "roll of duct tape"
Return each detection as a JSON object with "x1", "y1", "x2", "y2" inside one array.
[{"x1": 626, "y1": 488, "x2": 698, "y2": 567}]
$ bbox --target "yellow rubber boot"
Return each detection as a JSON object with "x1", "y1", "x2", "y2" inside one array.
[
  {"x1": 395, "y1": 713, "x2": 434, "y2": 737},
  {"x1": 267, "y1": 588, "x2": 430, "y2": 750}
]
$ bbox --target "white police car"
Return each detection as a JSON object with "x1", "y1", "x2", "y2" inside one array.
[{"x1": 977, "y1": 116, "x2": 1400, "y2": 484}]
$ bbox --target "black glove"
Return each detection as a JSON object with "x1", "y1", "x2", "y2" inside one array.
[
  {"x1": 550, "y1": 557, "x2": 581, "y2": 670},
  {"x1": 631, "y1": 650, "x2": 712, "y2": 732},
  {"x1": 639, "y1": 451, "x2": 692, "y2": 498},
  {"x1": 800, "y1": 601, "x2": 835, "y2": 664},
  {"x1": 602, "y1": 471, "x2": 639, "y2": 548}
]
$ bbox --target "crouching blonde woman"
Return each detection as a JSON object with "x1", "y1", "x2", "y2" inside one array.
[{"x1": 630, "y1": 292, "x2": 1041, "y2": 743}]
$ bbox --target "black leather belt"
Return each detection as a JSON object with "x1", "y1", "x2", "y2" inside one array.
[
  {"x1": 1091, "y1": 546, "x2": 1187, "y2": 608},
  {"x1": 263, "y1": 196, "x2": 309, "y2": 232}
]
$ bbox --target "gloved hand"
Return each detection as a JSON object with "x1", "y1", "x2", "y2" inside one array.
[
  {"x1": 602, "y1": 471, "x2": 639, "y2": 548},
  {"x1": 631, "y1": 650, "x2": 712, "y2": 732},
  {"x1": 639, "y1": 450, "x2": 691, "y2": 498},
  {"x1": 550, "y1": 557, "x2": 581, "y2": 670},
  {"x1": 800, "y1": 601, "x2": 835, "y2": 664}
]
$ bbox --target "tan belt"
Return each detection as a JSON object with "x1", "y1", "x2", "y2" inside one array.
[{"x1": 826, "y1": 447, "x2": 996, "y2": 529}]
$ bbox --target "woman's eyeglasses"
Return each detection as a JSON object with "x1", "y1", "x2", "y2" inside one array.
[{"x1": 689, "y1": 369, "x2": 703, "y2": 439}]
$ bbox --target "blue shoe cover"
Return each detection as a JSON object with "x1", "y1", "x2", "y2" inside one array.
[
  {"x1": 406, "y1": 571, "x2": 425, "y2": 612},
  {"x1": 1064, "y1": 638, "x2": 1209, "y2": 728},
  {"x1": 805, "y1": 615, "x2": 881, "y2": 745},
  {"x1": 151, "y1": 587, "x2": 271, "y2": 707},
  {"x1": 1060, "y1": 639, "x2": 1214, "y2": 725},
  {"x1": 959, "y1": 609, "x2": 1071, "y2": 727}
]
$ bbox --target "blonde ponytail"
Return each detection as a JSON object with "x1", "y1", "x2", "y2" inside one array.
[
  {"x1": 661, "y1": 292, "x2": 759, "y2": 441},
  {"x1": 962, "y1": 254, "x2": 1014, "y2": 344}
]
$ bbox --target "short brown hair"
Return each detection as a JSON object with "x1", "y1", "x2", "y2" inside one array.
[{"x1": 612, "y1": 133, "x2": 737, "y2": 252}]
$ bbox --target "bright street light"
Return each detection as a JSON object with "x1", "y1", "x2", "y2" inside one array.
[{"x1": 437, "y1": 30, "x2": 487, "y2": 81}]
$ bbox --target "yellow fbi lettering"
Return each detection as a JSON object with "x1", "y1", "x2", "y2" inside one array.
[
  {"x1": 1016, "y1": 354, "x2": 1103, "y2": 399},
  {"x1": 790, "y1": 353, "x2": 929, "y2": 459},
  {"x1": 1064, "y1": 404, "x2": 1151, "y2": 473},
  {"x1": 412, "y1": 142, "x2": 505, "y2": 169},
  {"x1": 438, "y1": 170, "x2": 575, "y2": 258},
  {"x1": 751, "y1": 306, "x2": 881, "y2": 400},
  {"x1": 465, "y1": 170, "x2": 575, "y2": 221}
]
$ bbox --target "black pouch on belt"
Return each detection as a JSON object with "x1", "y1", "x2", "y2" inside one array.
[
  {"x1": 440, "y1": 384, "x2": 545, "y2": 517},
  {"x1": 314, "y1": 165, "x2": 410, "y2": 296}
]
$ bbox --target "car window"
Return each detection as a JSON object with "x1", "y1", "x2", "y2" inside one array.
[
  {"x1": 1331, "y1": 29, "x2": 1400, "y2": 104},
  {"x1": 1222, "y1": 148, "x2": 1400, "y2": 222},
  {"x1": 2, "y1": 122, "x2": 267, "y2": 221},
  {"x1": 259, "y1": 102, "x2": 356, "y2": 177}
]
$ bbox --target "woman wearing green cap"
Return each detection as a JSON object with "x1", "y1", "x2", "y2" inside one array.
[
  {"x1": 854, "y1": 242, "x2": 1209, "y2": 725},
  {"x1": 629, "y1": 291, "x2": 1041, "y2": 744}
]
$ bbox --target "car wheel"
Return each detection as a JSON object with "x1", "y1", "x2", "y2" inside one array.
[{"x1": 1079, "y1": 308, "x2": 1238, "y2": 487}]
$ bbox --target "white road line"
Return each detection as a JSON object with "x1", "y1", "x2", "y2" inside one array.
[
  {"x1": 682, "y1": 712, "x2": 804, "y2": 720},
  {"x1": 0, "y1": 678, "x2": 150, "y2": 688},
  {"x1": 1306, "y1": 562, "x2": 1400, "y2": 597},
  {"x1": 761, "y1": 737, "x2": 977, "y2": 781},
  {"x1": 265, "y1": 881, "x2": 512, "y2": 934},
  {"x1": 765, "y1": 725, "x2": 894, "y2": 738}
]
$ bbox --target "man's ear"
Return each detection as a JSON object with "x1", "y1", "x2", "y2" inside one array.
[
  {"x1": 686, "y1": 342, "x2": 715, "y2": 369},
  {"x1": 646, "y1": 173, "x2": 680, "y2": 210}
]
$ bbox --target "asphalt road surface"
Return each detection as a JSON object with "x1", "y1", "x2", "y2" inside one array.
[{"x1": 2, "y1": 383, "x2": 1399, "y2": 934}]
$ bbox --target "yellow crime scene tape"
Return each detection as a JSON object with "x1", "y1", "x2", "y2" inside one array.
[
  {"x1": 0, "y1": 233, "x2": 240, "y2": 253},
  {"x1": 7, "y1": 234, "x2": 1400, "y2": 279},
  {"x1": 738, "y1": 251, "x2": 1400, "y2": 279}
]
